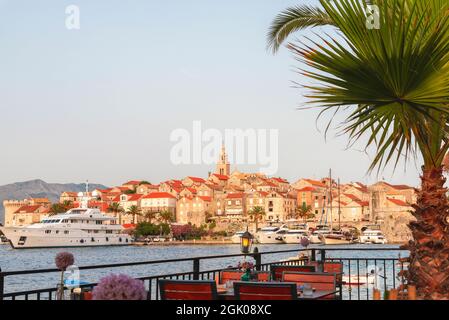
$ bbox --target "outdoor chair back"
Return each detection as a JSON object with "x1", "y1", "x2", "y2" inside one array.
[
  {"x1": 270, "y1": 264, "x2": 316, "y2": 281},
  {"x1": 159, "y1": 279, "x2": 218, "y2": 300},
  {"x1": 233, "y1": 281, "x2": 298, "y2": 300},
  {"x1": 282, "y1": 272, "x2": 337, "y2": 300}
]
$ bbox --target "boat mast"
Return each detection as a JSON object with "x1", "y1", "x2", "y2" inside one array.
[
  {"x1": 338, "y1": 178, "x2": 341, "y2": 229},
  {"x1": 329, "y1": 169, "x2": 333, "y2": 230}
]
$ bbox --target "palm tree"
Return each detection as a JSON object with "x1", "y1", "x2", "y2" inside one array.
[
  {"x1": 159, "y1": 210, "x2": 175, "y2": 224},
  {"x1": 49, "y1": 203, "x2": 67, "y2": 216},
  {"x1": 248, "y1": 206, "x2": 265, "y2": 232},
  {"x1": 144, "y1": 210, "x2": 157, "y2": 223},
  {"x1": 107, "y1": 202, "x2": 124, "y2": 225},
  {"x1": 61, "y1": 200, "x2": 73, "y2": 209},
  {"x1": 273, "y1": 0, "x2": 449, "y2": 299},
  {"x1": 296, "y1": 203, "x2": 312, "y2": 224},
  {"x1": 126, "y1": 205, "x2": 142, "y2": 224}
]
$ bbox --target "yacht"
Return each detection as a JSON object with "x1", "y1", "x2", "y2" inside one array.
[
  {"x1": 255, "y1": 225, "x2": 289, "y2": 244},
  {"x1": 281, "y1": 224, "x2": 310, "y2": 244},
  {"x1": 359, "y1": 225, "x2": 387, "y2": 244},
  {"x1": 319, "y1": 229, "x2": 356, "y2": 245},
  {"x1": 230, "y1": 231, "x2": 245, "y2": 244},
  {"x1": 0, "y1": 207, "x2": 132, "y2": 249},
  {"x1": 309, "y1": 225, "x2": 331, "y2": 244}
]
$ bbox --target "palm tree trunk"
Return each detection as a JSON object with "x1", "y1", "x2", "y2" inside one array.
[{"x1": 402, "y1": 166, "x2": 449, "y2": 299}]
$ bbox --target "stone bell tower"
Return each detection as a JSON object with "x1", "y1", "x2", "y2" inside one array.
[{"x1": 216, "y1": 142, "x2": 230, "y2": 176}]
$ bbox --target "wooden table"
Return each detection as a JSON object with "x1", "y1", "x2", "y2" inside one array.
[{"x1": 217, "y1": 287, "x2": 338, "y2": 300}]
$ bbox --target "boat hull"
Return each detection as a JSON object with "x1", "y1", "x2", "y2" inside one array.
[
  {"x1": 255, "y1": 233, "x2": 284, "y2": 244},
  {"x1": 320, "y1": 234, "x2": 353, "y2": 245},
  {"x1": 0, "y1": 227, "x2": 132, "y2": 249}
]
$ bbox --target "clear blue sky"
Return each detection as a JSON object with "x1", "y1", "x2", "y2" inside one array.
[{"x1": 0, "y1": 0, "x2": 420, "y2": 187}]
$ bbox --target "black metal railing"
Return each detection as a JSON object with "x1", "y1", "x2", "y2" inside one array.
[{"x1": 0, "y1": 247, "x2": 407, "y2": 300}]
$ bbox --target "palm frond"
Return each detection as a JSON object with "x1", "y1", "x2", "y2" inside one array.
[
  {"x1": 290, "y1": 0, "x2": 449, "y2": 172},
  {"x1": 267, "y1": 5, "x2": 335, "y2": 54}
]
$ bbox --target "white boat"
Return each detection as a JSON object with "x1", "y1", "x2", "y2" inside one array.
[
  {"x1": 281, "y1": 228, "x2": 309, "y2": 244},
  {"x1": 309, "y1": 225, "x2": 331, "y2": 244},
  {"x1": 230, "y1": 231, "x2": 245, "y2": 244},
  {"x1": 319, "y1": 230, "x2": 355, "y2": 245},
  {"x1": 255, "y1": 225, "x2": 289, "y2": 244},
  {"x1": 0, "y1": 207, "x2": 132, "y2": 249},
  {"x1": 359, "y1": 225, "x2": 387, "y2": 244},
  {"x1": 342, "y1": 274, "x2": 375, "y2": 286}
]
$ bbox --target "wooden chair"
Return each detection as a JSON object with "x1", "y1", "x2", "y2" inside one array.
[
  {"x1": 233, "y1": 281, "x2": 298, "y2": 300},
  {"x1": 308, "y1": 261, "x2": 343, "y2": 296},
  {"x1": 159, "y1": 279, "x2": 218, "y2": 300},
  {"x1": 270, "y1": 264, "x2": 316, "y2": 281},
  {"x1": 219, "y1": 270, "x2": 245, "y2": 284},
  {"x1": 282, "y1": 272, "x2": 337, "y2": 300}
]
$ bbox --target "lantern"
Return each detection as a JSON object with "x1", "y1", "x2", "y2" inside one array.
[{"x1": 240, "y1": 227, "x2": 253, "y2": 254}]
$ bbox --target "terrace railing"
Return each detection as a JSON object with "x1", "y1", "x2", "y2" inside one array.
[{"x1": 0, "y1": 247, "x2": 407, "y2": 300}]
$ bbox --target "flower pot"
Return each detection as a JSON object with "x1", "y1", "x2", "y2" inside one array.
[
  {"x1": 373, "y1": 289, "x2": 381, "y2": 300},
  {"x1": 388, "y1": 289, "x2": 398, "y2": 300},
  {"x1": 407, "y1": 285, "x2": 417, "y2": 300}
]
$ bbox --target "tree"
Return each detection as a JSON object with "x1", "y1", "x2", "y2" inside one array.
[
  {"x1": 296, "y1": 203, "x2": 312, "y2": 224},
  {"x1": 159, "y1": 210, "x2": 175, "y2": 224},
  {"x1": 248, "y1": 206, "x2": 265, "y2": 232},
  {"x1": 49, "y1": 203, "x2": 68, "y2": 216},
  {"x1": 107, "y1": 202, "x2": 125, "y2": 225},
  {"x1": 49, "y1": 201, "x2": 73, "y2": 216},
  {"x1": 126, "y1": 205, "x2": 142, "y2": 224},
  {"x1": 273, "y1": 0, "x2": 449, "y2": 299},
  {"x1": 144, "y1": 210, "x2": 157, "y2": 223}
]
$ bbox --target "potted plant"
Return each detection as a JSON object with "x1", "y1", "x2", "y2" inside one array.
[
  {"x1": 92, "y1": 273, "x2": 147, "y2": 300},
  {"x1": 237, "y1": 261, "x2": 256, "y2": 281},
  {"x1": 54, "y1": 252, "x2": 75, "y2": 300}
]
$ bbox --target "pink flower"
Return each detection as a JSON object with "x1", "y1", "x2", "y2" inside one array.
[
  {"x1": 92, "y1": 274, "x2": 147, "y2": 300},
  {"x1": 55, "y1": 252, "x2": 75, "y2": 271}
]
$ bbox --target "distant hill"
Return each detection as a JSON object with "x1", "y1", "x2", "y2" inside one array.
[{"x1": 0, "y1": 179, "x2": 108, "y2": 224}]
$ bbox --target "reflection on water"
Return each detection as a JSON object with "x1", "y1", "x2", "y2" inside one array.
[{"x1": 0, "y1": 244, "x2": 407, "y2": 299}]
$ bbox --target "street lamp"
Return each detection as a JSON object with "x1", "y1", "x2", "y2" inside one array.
[{"x1": 240, "y1": 227, "x2": 254, "y2": 254}]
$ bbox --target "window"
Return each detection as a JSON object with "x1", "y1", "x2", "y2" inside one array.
[
  {"x1": 45, "y1": 230, "x2": 51, "y2": 234},
  {"x1": 64, "y1": 231, "x2": 69, "y2": 234}
]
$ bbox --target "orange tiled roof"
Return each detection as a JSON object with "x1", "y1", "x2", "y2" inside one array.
[
  {"x1": 212, "y1": 174, "x2": 229, "y2": 180},
  {"x1": 296, "y1": 187, "x2": 316, "y2": 192},
  {"x1": 187, "y1": 176, "x2": 206, "y2": 183},
  {"x1": 143, "y1": 192, "x2": 176, "y2": 199},
  {"x1": 14, "y1": 205, "x2": 42, "y2": 214},
  {"x1": 304, "y1": 179, "x2": 326, "y2": 187},
  {"x1": 123, "y1": 180, "x2": 141, "y2": 186},
  {"x1": 198, "y1": 196, "x2": 212, "y2": 202},
  {"x1": 272, "y1": 177, "x2": 289, "y2": 184},
  {"x1": 226, "y1": 193, "x2": 245, "y2": 199},
  {"x1": 387, "y1": 198, "x2": 409, "y2": 206}
]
